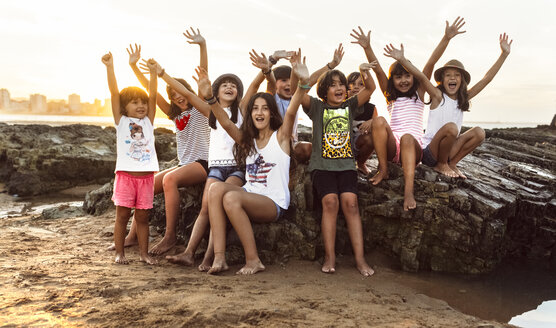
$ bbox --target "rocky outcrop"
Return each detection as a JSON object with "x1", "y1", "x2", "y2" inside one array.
[
  {"x1": 31, "y1": 123, "x2": 556, "y2": 273},
  {"x1": 0, "y1": 123, "x2": 175, "y2": 196}
]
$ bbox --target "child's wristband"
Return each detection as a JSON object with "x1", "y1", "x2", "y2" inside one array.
[
  {"x1": 205, "y1": 96, "x2": 217, "y2": 105},
  {"x1": 262, "y1": 69, "x2": 271, "y2": 75},
  {"x1": 298, "y1": 83, "x2": 311, "y2": 90},
  {"x1": 327, "y1": 63, "x2": 333, "y2": 70}
]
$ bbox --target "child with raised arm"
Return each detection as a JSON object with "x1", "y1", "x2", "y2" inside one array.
[
  {"x1": 101, "y1": 52, "x2": 158, "y2": 265},
  {"x1": 194, "y1": 52, "x2": 310, "y2": 275},
  {"x1": 419, "y1": 33, "x2": 512, "y2": 178},
  {"x1": 298, "y1": 56, "x2": 377, "y2": 276},
  {"x1": 111, "y1": 28, "x2": 211, "y2": 255},
  {"x1": 351, "y1": 17, "x2": 466, "y2": 211}
]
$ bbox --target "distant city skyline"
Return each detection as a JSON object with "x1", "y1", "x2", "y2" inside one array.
[{"x1": 1, "y1": 1, "x2": 555, "y2": 124}]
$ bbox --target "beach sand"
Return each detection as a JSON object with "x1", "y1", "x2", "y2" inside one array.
[{"x1": 0, "y1": 207, "x2": 513, "y2": 328}]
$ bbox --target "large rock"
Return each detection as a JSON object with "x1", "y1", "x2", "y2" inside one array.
[
  {"x1": 81, "y1": 124, "x2": 555, "y2": 273},
  {"x1": 0, "y1": 123, "x2": 176, "y2": 196}
]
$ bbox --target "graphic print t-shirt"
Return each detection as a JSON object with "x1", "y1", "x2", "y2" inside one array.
[
  {"x1": 115, "y1": 115, "x2": 159, "y2": 172},
  {"x1": 304, "y1": 96, "x2": 363, "y2": 172}
]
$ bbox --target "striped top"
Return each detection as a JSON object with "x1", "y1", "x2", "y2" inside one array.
[
  {"x1": 388, "y1": 96, "x2": 425, "y2": 146},
  {"x1": 173, "y1": 108, "x2": 210, "y2": 166}
]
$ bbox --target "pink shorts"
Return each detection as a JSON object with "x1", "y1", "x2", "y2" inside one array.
[{"x1": 112, "y1": 171, "x2": 154, "y2": 209}]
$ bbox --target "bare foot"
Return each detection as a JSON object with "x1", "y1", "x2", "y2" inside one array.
[
  {"x1": 433, "y1": 163, "x2": 458, "y2": 178},
  {"x1": 140, "y1": 253, "x2": 158, "y2": 265},
  {"x1": 321, "y1": 255, "x2": 336, "y2": 274},
  {"x1": 369, "y1": 170, "x2": 389, "y2": 185},
  {"x1": 114, "y1": 253, "x2": 129, "y2": 264},
  {"x1": 198, "y1": 256, "x2": 213, "y2": 272},
  {"x1": 148, "y1": 236, "x2": 176, "y2": 255},
  {"x1": 449, "y1": 165, "x2": 467, "y2": 179},
  {"x1": 356, "y1": 258, "x2": 375, "y2": 277},
  {"x1": 403, "y1": 192, "x2": 416, "y2": 211},
  {"x1": 357, "y1": 163, "x2": 370, "y2": 176},
  {"x1": 166, "y1": 252, "x2": 194, "y2": 266},
  {"x1": 207, "y1": 259, "x2": 229, "y2": 275},
  {"x1": 236, "y1": 259, "x2": 266, "y2": 275},
  {"x1": 107, "y1": 236, "x2": 138, "y2": 251}
]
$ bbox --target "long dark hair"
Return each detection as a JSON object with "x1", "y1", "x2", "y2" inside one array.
[
  {"x1": 166, "y1": 78, "x2": 195, "y2": 120},
  {"x1": 437, "y1": 71, "x2": 470, "y2": 111},
  {"x1": 209, "y1": 77, "x2": 240, "y2": 129},
  {"x1": 233, "y1": 93, "x2": 282, "y2": 166},
  {"x1": 385, "y1": 61, "x2": 420, "y2": 103}
]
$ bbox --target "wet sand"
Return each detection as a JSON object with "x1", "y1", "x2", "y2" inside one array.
[{"x1": 0, "y1": 205, "x2": 514, "y2": 328}]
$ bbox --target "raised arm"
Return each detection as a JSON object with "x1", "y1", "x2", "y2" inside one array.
[
  {"x1": 101, "y1": 52, "x2": 121, "y2": 125},
  {"x1": 278, "y1": 55, "x2": 310, "y2": 147},
  {"x1": 307, "y1": 43, "x2": 344, "y2": 86},
  {"x1": 146, "y1": 59, "x2": 158, "y2": 124},
  {"x1": 238, "y1": 49, "x2": 274, "y2": 115},
  {"x1": 193, "y1": 67, "x2": 242, "y2": 143},
  {"x1": 355, "y1": 62, "x2": 377, "y2": 107},
  {"x1": 468, "y1": 33, "x2": 512, "y2": 99},
  {"x1": 183, "y1": 27, "x2": 207, "y2": 95},
  {"x1": 423, "y1": 17, "x2": 466, "y2": 79},
  {"x1": 351, "y1": 27, "x2": 388, "y2": 94},
  {"x1": 127, "y1": 44, "x2": 171, "y2": 115},
  {"x1": 147, "y1": 59, "x2": 212, "y2": 118},
  {"x1": 384, "y1": 44, "x2": 443, "y2": 105}
]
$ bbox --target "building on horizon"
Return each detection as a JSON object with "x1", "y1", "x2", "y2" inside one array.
[
  {"x1": 30, "y1": 94, "x2": 47, "y2": 113},
  {"x1": 47, "y1": 99, "x2": 69, "y2": 114},
  {"x1": 0, "y1": 89, "x2": 10, "y2": 109},
  {"x1": 68, "y1": 94, "x2": 81, "y2": 114}
]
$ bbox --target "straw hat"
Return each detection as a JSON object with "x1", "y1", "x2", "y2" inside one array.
[{"x1": 434, "y1": 59, "x2": 471, "y2": 84}]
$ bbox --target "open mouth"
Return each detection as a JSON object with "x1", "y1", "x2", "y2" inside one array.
[{"x1": 448, "y1": 82, "x2": 457, "y2": 88}]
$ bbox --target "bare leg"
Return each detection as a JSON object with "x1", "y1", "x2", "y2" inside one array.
[
  {"x1": 221, "y1": 189, "x2": 277, "y2": 275},
  {"x1": 355, "y1": 133, "x2": 374, "y2": 175},
  {"x1": 134, "y1": 209, "x2": 157, "y2": 265},
  {"x1": 198, "y1": 231, "x2": 214, "y2": 272},
  {"x1": 340, "y1": 193, "x2": 374, "y2": 276},
  {"x1": 449, "y1": 127, "x2": 486, "y2": 178},
  {"x1": 150, "y1": 163, "x2": 207, "y2": 255},
  {"x1": 427, "y1": 123, "x2": 459, "y2": 177},
  {"x1": 369, "y1": 117, "x2": 396, "y2": 185},
  {"x1": 207, "y1": 182, "x2": 231, "y2": 274},
  {"x1": 399, "y1": 134, "x2": 422, "y2": 211},
  {"x1": 114, "y1": 206, "x2": 132, "y2": 264},
  {"x1": 108, "y1": 167, "x2": 179, "y2": 251},
  {"x1": 293, "y1": 141, "x2": 312, "y2": 164},
  {"x1": 321, "y1": 193, "x2": 339, "y2": 273}
]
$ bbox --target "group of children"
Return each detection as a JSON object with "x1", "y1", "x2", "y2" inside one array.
[{"x1": 102, "y1": 18, "x2": 512, "y2": 276}]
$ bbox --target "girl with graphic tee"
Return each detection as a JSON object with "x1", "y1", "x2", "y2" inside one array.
[
  {"x1": 300, "y1": 55, "x2": 377, "y2": 276},
  {"x1": 101, "y1": 52, "x2": 158, "y2": 265},
  {"x1": 193, "y1": 51, "x2": 309, "y2": 275}
]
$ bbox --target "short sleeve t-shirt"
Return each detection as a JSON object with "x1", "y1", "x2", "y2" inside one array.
[{"x1": 303, "y1": 96, "x2": 363, "y2": 172}]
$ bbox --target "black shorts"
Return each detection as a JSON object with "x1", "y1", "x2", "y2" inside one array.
[
  {"x1": 179, "y1": 159, "x2": 209, "y2": 175},
  {"x1": 311, "y1": 170, "x2": 358, "y2": 200}
]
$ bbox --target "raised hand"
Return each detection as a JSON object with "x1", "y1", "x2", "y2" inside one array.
[
  {"x1": 183, "y1": 27, "x2": 206, "y2": 45},
  {"x1": 126, "y1": 44, "x2": 141, "y2": 65},
  {"x1": 101, "y1": 52, "x2": 113, "y2": 66},
  {"x1": 329, "y1": 43, "x2": 344, "y2": 69},
  {"x1": 288, "y1": 48, "x2": 301, "y2": 66},
  {"x1": 499, "y1": 33, "x2": 513, "y2": 54},
  {"x1": 292, "y1": 51, "x2": 309, "y2": 84},
  {"x1": 272, "y1": 50, "x2": 294, "y2": 61},
  {"x1": 192, "y1": 66, "x2": 213, "y2": 99},
  {"x1": 139, "y1": 59, "x2": 163, "y2": 76},
  {"x1": 359, "y1": 61, "x2": 377, "y2": 71},
  {"x1": 445, "y1": 16, "x2": 466, "y2": 39},
  {"x1": 350, "y1": 26, "x2": 371, "y2": 49},
  {"x1": 384, "y1": 44, "x2": 404, "y2": 61},
  {"x1": 249, "y1": 50, "x2": 271, "y2": 72},
  {"x1": 146, "y1": 58, "x2": 158, "y2": 73}
]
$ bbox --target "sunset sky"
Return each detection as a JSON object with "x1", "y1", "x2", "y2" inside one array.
[{"x1": 0, "y1": 0, "x2": 555, "y2": 124}]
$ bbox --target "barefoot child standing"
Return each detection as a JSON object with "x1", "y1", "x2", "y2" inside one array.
[{"x1": 102, "y1": 52, "x2": 159, "y2": 265}]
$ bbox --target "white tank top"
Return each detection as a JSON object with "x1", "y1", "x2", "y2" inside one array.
[
  {"x1": 243, "y1": 131, "x2": 290, "y2": 209},
  {"x1": 208, "y1": 107, "x2": 242, "y2": 167},
  {"x1": 422, "y1": 93, "x2": 463, "y2": 148}
]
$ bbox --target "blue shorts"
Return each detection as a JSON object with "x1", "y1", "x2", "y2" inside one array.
[
  {"x1": 208, "y1": 166, "x2": 245, "y2": 183},
  {"x1": 421, "y1": 144, "x2": 437, "y2": 167},
  {"x1": 241, "y1": 187, "x2": 285, "y2": 221}
]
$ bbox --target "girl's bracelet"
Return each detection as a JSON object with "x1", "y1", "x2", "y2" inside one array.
[
  {"x1": 262, "y1": 68, "x2": 271, "y2": 75},
  {"x1": 327, "y1": 63, "x2": 333, "y2": 70},
  {"x1": 298, "y1": 83, "x2": 311, "y2": 90},
  {"x1": 205, "y1": 96, "x2": 217, "y2": 105}
]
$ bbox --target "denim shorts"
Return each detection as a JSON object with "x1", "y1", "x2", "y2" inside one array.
[
  {"x1": 421, "y1": 144, "x2": 437, "y2": 167},
  {"x1": 208, "y1": 165, "x2": 245, "y2": 183},
  {"x1": 241, "y1": 187, "x2": 285, "y2": 221}
]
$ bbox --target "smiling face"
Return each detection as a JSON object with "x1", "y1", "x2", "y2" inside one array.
[
  {"x1": 441, "y1": 68, "x2": 462, "y2": 98},
  {"x1": 276, "y1": 78, "x2": 292, "y2": 99},
  {"x1": 169, "y1": 88, "x2": 190, "y2": 111},
  {"x1": 217, "y1": 80, "x2": 238, "y2": 106},
  {"x1": 347, "y1": 76, "x2": 364, "y2": 98},
  {"x1": 251, "y1": 96, "x2": 271, "y2": 130},
  {"x1": 125, "y1": 98, "x2": 148, "y2": 119},
  {"x1": 392, "y1": 72, "x2": 414, "y2": 94},
  {"x1": 326, "y1": 76, "x2": 347, "y2": 106}
]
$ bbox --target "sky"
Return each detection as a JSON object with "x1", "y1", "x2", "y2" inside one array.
[{"x1": 0, "y1": 0, "x2": 555, "y2": 124}]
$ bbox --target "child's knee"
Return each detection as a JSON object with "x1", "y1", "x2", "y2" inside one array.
[
  {"x1": 321, "y1": 194, "x2": 340, "y2": 212},
  {"x1": 442, "y1": 122, "x2": 459, "y2": 137},
  {"x1": 162, "y1": 172, "x2": 178, "y2": 189},
  {"x1": 371, "y1": 116, "x2": 387, "y2": 129},
  {"x1": 473, "y1": 127, "x2": 486, "y2": 142},
  {"x1": 222, "y1": 191, "x2": 242, "y2": 213}
]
